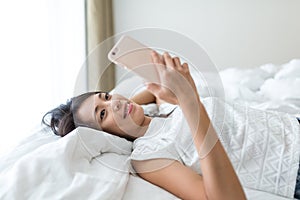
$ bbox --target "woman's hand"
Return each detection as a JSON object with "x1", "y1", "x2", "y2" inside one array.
[{"x1": 146, "y1": 51, "x2": 199, "y2": 105}]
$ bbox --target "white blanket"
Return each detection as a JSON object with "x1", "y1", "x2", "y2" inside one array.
[
  {"x1": 0, "y1": 127, "x2": 132, "y2": 199},
  {"x1": 215, "y1": 59, "x2": 300, "y2": 117}
]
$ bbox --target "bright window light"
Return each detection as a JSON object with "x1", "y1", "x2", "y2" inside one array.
[{"x1": 0, "y1": 0, "x2": 86, "y2": 155}]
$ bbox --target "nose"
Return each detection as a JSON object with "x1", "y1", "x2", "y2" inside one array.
[
  {"x1": 111, "y1": 99, "x2": 121, "y2": 112},
  {"x1": 95, "y1": 94, "x2": 124, "y2": 114}
]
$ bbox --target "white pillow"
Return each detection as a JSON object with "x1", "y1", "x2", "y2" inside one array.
[
  {"x1": 113, "y1": 76, "x2": 145, "y2": 98},
  {"x1": 75, "y1": 126, "x2": 132, "y2": 156},
  {"x1": 220, "y1": 68, "x2": 270, "y2": 92},
  {"x1": 0, "y1": 126, "x2": 132, "y2": 199},
  {"x1": 259, "y1": 78, "x2": 300, "y2": 102},
  {"x1": 274, "y1": 59, "x2": 300, "y2": 80}
]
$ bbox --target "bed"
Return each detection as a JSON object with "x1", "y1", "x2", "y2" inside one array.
[{"x1": 0, "y1": 59, "x2": 300, "y2": 199}]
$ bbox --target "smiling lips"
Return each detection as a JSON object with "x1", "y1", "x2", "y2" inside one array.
[
  {"x1": 128, "y1": 103, "x2": 133, "y2": 114},
  {"x1": 124, "y1": 102, "x2": 133, "y2": 118}
]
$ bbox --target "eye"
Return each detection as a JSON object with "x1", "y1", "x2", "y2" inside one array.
[
  {"x1": 105, "y1": 93, "x2": 110, "y2": 100},
  {"x1": 100, "y1": 109, "x2": 106, "y2": 120}
]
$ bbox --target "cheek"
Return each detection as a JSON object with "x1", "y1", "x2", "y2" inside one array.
[
  {"x1": 101, "y1": 115, "x2": 122, "y2": 134},
  {"x1": 101, "y1": 106, "x2": 145, "y2": 134},
  {"x1": 131, "y1": 106, "x2": 145, "y2": 124}
]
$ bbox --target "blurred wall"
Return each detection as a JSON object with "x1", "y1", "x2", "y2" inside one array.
[{"x1": 112, "y1": 0, "x2": 300, "y2": 77}]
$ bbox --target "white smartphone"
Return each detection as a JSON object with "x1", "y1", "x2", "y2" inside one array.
[{"x1": 108, "y1": 35, "x2": 160, "y2": 83}]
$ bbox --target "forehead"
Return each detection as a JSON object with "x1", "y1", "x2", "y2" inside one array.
[{"x1": 76, "y1": 94, "x2": 100, "y2": 128}]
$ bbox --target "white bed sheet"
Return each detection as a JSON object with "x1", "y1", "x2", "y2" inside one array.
[
  {"x1": 217, "y1": 59, "x2": 300, "y2": 117},
  {"x1": 1, "y1": 59, "x2": 300, "y2": 199}
]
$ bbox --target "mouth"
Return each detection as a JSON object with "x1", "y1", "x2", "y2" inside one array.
[{"x1": 123, "y1": 101, "x2": 133, "y2": 119}]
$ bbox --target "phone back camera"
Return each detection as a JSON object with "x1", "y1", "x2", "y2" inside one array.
[{"x1": 112, "y1": 47, "x2": 119, "y2": 56}]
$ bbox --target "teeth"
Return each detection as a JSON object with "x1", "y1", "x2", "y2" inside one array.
[{"x1": 124, "y1": 102, "x2": 128, "y2": 118}]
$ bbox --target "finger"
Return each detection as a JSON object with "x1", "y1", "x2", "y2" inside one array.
[
  {"x1": 163, "y1": 52, "x2": 175, "y2": 69},
  {"x1": 173, "y1": 57, "x2": 181, "y2": 70},
  {"x1": 182, "y1": 62, "x2": 189, "y2": 72},
  {"x1": 159, "y1": 53, "x2": 165, "y2": 65},
  {"x1": 151, "y1": 51, "x2": 163, "y2": 64},
  {"x1": 152, "y1": 51, "x2": 165, "y2": 65},
  {"x1": 151, "y1": 51, "x2": 165, "y2": 73}
]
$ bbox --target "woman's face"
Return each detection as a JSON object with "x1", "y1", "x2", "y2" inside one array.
[{"x1": 76, "y1": 92, "x2": 150, "y2": 140}]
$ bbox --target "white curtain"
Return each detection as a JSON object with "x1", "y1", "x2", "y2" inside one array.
[{"x1": 0, "y1": 0, "x2": 86, "y2": 154}]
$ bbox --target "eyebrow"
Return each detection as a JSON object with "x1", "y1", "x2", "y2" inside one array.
[{"x1": 94, "y1": 106, "x2": 99, "y2": 122}]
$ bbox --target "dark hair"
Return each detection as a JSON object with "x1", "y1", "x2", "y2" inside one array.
[{"x1": 42, "y1": 91, "x2": 102, "y2": 137}]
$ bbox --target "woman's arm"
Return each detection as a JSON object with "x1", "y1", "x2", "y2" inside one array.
[
  {"x1": 129, "y1": 90, "x2": 156, "y2": 105},
  {"x1": 130, "y1": 89, "x2": 166, "y2": 105},
  {"x1": 132, "y1": 159, "x2": 208, "y2": 200},
  {"x1": 141, "y1": 51, "x2": 246, "y2": 199}
]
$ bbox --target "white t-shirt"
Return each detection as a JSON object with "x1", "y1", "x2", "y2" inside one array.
[
  {"x1": 131, "y1": 97, "x2": 300, "y2": 198},
  {"x1": 132, "y1": 104, "x2": 202, "y2": 174}
]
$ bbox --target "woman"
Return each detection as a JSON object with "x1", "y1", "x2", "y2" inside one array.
[{"x1": 43, "y1": 51, "x2": 300, "y2": 199}]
